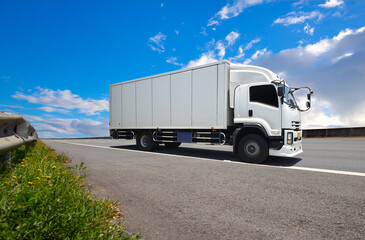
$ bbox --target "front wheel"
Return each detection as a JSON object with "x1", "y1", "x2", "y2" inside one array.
[
  {"x1": 136, "y1": 131, "x2": 158, "y2": 151},
  {"x1": 238, "y1": 134, "x2": 268, "y2": 163}
]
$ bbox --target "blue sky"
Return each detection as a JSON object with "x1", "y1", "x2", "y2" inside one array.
[{"x1": 1, "y1": 0, "x2": 365, "y2": 137}]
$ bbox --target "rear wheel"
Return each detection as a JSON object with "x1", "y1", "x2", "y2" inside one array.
[
  {"x1": 136, "y1": 131, "x2": 158, "y2": 151},
  {"x1": 238, "y1": 134, "x2": 268, "y2": 163},
  {"x1": 164, "y1": 142, "x2": 181, "y2": 148}
]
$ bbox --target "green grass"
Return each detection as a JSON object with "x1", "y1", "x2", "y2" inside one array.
[{"x1": 0, "y1": 141, "x2": 140, "y2": 240}]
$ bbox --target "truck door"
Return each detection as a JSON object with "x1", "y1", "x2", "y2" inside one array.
[{"x1": 247, "y1": 84, "x2": 282, "y2": 134}]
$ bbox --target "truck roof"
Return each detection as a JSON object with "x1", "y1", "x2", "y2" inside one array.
[{"x1": 110, "y1": 60, "x2": 280, "y2": 87}]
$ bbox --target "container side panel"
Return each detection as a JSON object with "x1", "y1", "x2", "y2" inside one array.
[
  {"x1": 152, "y1": 75, "x2": 171, "y2": 127},
  {"x1": 121, "y1": 82, "x2": 136, "y2": 128},
  {"x1": 192, "y1": 65, "x2": 218, "y2": 127},
  {"x1": 226, "y1": 64, "x2": 234, "y2": 126},
  {"x1": 110, "y1": 85, "x2": 122, "y2": 128},
  {"x1": 136, "y1": 79, "x2": 153, "y2": 127},
  {"x1": 217, "y1": 63, "x2": 227, "y2": 128},
  {"x1": 171, "y1": 71, "x2": 192, "y2": 126}
]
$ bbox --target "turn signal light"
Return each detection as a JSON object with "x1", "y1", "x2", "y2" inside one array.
[{"x1": 287, "y1": 132, "x2": 293, "y2": 145}]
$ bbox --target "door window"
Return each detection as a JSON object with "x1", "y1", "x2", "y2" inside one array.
[{"x1": 249, "y1": 85, "x2": 278, "y2": 108}]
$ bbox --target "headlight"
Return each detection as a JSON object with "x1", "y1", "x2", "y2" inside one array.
[{"x1": 287, "y1": 132, "x2": 293, "y2": 145}]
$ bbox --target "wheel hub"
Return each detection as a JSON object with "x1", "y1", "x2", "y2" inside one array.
[
  {"x1": 245, "y1": 141, "x2": 260, "y2": 157},
  {"x1": 140, "y1": 135, "x2": 150, "y2": 148}
]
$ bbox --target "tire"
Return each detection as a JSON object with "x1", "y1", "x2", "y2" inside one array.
[
  {"x1": 238, "y1": 134, "x2": 268, "y2": 163},
  {"x1": 136, "y1": 131, "x2": 158, "y2": 151},
  {"x1": 164, "y1": 142, "x2": 181, "y2": 148},
  {"x1": 111, "y1": 130, "x2": 118, "y2": 139}
]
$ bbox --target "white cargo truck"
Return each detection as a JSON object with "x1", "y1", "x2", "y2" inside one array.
[{"x1": 109, "y1": 61, "x2": 313, "y2": 163}]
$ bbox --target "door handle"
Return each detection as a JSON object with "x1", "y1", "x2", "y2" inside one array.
[{"x1": 249, "y1": 110, "x2": 253, "y2": 117}]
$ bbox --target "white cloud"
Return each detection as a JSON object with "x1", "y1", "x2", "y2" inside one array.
[
  {"x1": 243, "y1": 48, "x2": 267, "y2": 64},
  {"x1": 148, "y1": 32, "x2": 167, "y2": 53},
  {"x1": 191, "y1": 33, "x2": 258, "y2": 65},
  {"x1": 201, "y1": 27, "x2": 208, "y2": 36},
  {"x1": 196, "y1": 31, "x2": 241, "y2": 61},
  {"x1": 225, "y1": 31, "x2": 240, "y2": 45},
  {"x1": 216, "y1": 41, "x2": 226, "y2": 58},
  {"x1": 331, "y1": 52, "x2": 353, "y2": 64},
  {"x1": 229, "y1": 46, "x2": 245, "y2": 62},
  {"x1": 13, "y1": 87, "x2": 108, "y2": 115},
  {"x1": 230, "y1": 38, "x2": 261, "y2": 62},
  {"x1": 292, "y1": 0, "x2": 306, "y2": 8},
  {"x1": 187, "y1": 52, "x2": 218, "y2": 68},
  {"x1": 300, "y1": 98, "x2": 346, "y2": 128},
  {"x1": 161, "y1": 3, "x2": 164, "y2": 8},
  {"x1": 332, "y1": 11, "x2": 342, "y2": 17},
  {"x1": 26, "y1": 115, "x2": 109, "y2": 138},
  {"x1": 0, "y1": 104, "x2": 23, "y2": 109},
  {"x1": 244, "y1": 38, "x2": 261, "y2": 51},
  {"x1": 166, "y1": 56, "x2": 183, "y2": 66},
  {"x1": 304, "y1": 27, "x2": 365, "y2": 56},
  {"x1": 217, "y1": 31, "x2": 241, "y2": 59},
  {"x1": 38, "y1": 106, "x2": 70, "y2": 114},
  {"x1": 174, "y1": 30, "x2": 179, "y2": 35},
  {"x1": 301, "y1": 97, "x2": 365, "y2": 129},
  {"x1": 207, "y1": 20, "x2": 219, "y2": 26},
  {"x1": 319, "y1": 0, "x2": 344, "y2": 8},
  {"x1": 304, "y1": 23, "x2": 314, "y2": 36},
  {"x1": 207, "y1": 0, "x2": 265, "y2": 27},
  {"x1": 274, "y1": 11, "x2": 323, "y2": 26},
  {"x1": 250, "y1": 26, "x2": 365, "y2": 128}
]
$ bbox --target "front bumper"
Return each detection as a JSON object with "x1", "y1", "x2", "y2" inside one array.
[
  {"x1": 269, "y1": 141, "x2": 303, "y2": 157},
  {"x1": 269, "y1": 129, "x2": 303, "y2": 157}
]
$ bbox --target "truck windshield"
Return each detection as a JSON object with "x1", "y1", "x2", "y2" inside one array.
[{"x1": 279, "y1": 83, "x2": 297, "y2": 108}]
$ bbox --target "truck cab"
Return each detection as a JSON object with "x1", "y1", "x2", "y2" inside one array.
[{"x1": 229, "y1": 64, "x2": 312, "y2": 162}]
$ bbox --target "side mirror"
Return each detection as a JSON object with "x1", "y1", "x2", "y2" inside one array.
[
  {"x1": 278, "y1": 86, "x2": 284, "y2": 97},
  {"x1": 306, "y1": 101, "x2": 311, "y2": 109},
  {"x1": 307, "y1": 93, "x2": 311, "y2": 101}
]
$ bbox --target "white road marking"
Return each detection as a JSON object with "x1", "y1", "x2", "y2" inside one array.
[{"x1": 51, "y1": 140, "x2": 365, "y2": 177}]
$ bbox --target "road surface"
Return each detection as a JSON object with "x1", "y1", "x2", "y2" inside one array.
[{"x1": 43, "y1": 138, "x2": 365, "y2": 240}]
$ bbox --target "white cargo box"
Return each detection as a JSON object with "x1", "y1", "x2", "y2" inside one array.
[{"x1": 110, "y1": 61, "x2": 230, "y2": 130}]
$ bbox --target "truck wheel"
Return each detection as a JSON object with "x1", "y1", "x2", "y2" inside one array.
[
  {"x1": 164, "y1": 142, "x2": 181, "y2": 148},
  {"x1": 111, "y1": 130, "x2": 118, "y2": 139},
  {"x1": 238, "y1": 134, "x2": 268, "y2": 163},
  {"x1": 137, "y1": 131, "x2": 158, "y2": 151}
]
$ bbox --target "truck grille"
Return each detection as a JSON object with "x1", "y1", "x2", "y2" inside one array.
[{"x1": 292, "y1": 121, "x2": 301, "y2": 130}]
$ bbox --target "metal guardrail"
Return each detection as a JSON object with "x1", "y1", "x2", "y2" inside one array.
[
  {"x1": 303, "y1": 127, "x2": 365, "y2": 138},
  {"x1": 0, "y1": 112, "x2": 38, "y2": 166}
]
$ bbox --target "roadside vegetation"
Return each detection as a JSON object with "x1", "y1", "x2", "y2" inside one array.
[{"x1": 0, "y1": 141, "x2": 140, "y2": 240}]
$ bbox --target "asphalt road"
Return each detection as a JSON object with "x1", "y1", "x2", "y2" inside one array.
[{"x1": 43, "y1": 138, "x2": 365, "y2": 240}]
